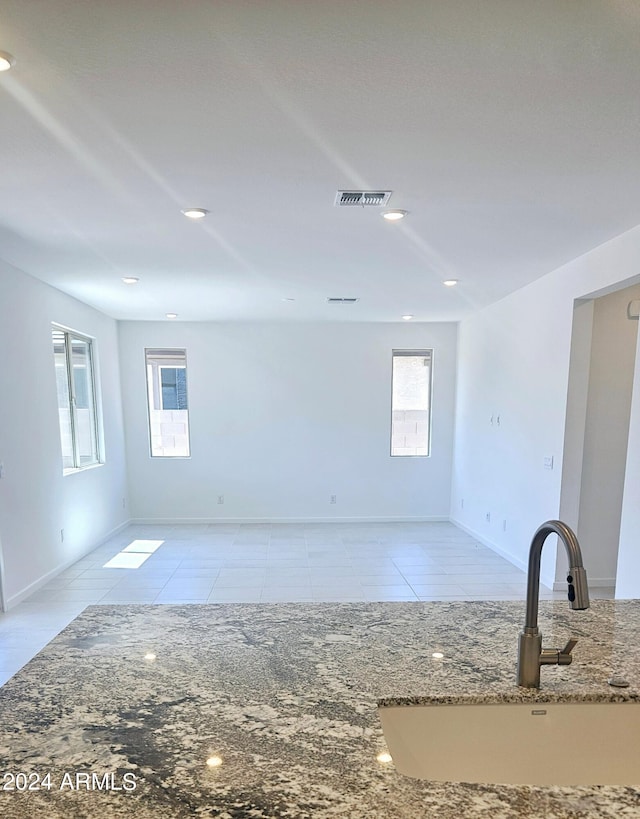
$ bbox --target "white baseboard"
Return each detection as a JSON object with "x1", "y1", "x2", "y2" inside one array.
[
  {"x1": 449, "y1": 517, "x2": 529, "y2": 574},
  {"x1": 130, "y1": 515, "x2": 450, "y2": 525},
  {"x1": 4, "y1": 519, "x2": 131, "y2": 612},
  {"x1": 553, "y1": 577, "x2": 615, "y2": 592},
  {"x1": 451, "y1": 519, "x2": 618, "y2": 593}
]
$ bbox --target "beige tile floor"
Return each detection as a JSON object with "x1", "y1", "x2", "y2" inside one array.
[{"x1": 0, "y1": 521, "x2": 613, "y2": 686}]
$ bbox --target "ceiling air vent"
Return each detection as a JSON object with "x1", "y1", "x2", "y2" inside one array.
[
  {"x1": 335, "y1": 190, "x2": 392, "y2": 207},
  {"x1": 327, "y1": 297, "x2": 359, "y2": 304}
]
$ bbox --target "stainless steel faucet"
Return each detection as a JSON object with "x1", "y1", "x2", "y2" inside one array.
[{"x1": 516, "y1": 520, "x2": 590, "y2": 688}]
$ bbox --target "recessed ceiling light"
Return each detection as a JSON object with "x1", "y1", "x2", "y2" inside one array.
[
  {"x1": 382, "y1": 209, "x2": 408, "y2": 222},
  {"x1": 206, "y1": 756, "x2": 223, "y2": 768},
  {"x1": 181, "y1": 207, "x2": 208, "y2": 219},
  {"x1": 144, "y1": 652, "x2": 156, "y2": 661},
  {"x1": 376, "y1": 752, "x2": 393, "y2": 764},
  {"x1": 432, "y1": 651, "x2": 444, "y2": 659},
  {"x1": 402, "y1": 315, "x2": 413, "y2": 321},
  {"x1": 121, "y1": 276, "x2": 139, "y2": 285},
  {"x1": 0, "y1": 51, "x2": 15, "y2": 72},
  {"x1": 443, "y1": 279, "x2": 458, "y2": 287},
  {"x1": 165, "y1": 313, "x2": 178, "y2": 319}
]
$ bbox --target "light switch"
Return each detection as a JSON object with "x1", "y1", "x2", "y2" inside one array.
[
  {"x1": 544, "y1": 456, "x2": 554, "y2": 470},
  {"x1": 0, "y1": 462, "x2": 4, "y2": 479}
]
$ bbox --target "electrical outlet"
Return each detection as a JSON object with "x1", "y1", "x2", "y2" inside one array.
[
  {"x1": 60, "y1": 528, "x2": 64, "y2": 543},
  {"x1": 217, "y1": 495, "x2": 224, "y2": 505},
  {"x1": 0, "y1": 462, "x2": 4, "y2": 479},
  {"x1": 485, "y1": 512, "x2": 491, "y2": 523},
  {"x1": 460, "y1": 498, "x2": 464, "y2": 509},
  {"x1": 122, "y1": 497, "x2": 126, "y2": 509},
  {"x1": 330, "y1": 495, "x2": 337, "y2": 504},
  {"x1": 503, "y1": 519, "x2": 507, "y2": 532}
]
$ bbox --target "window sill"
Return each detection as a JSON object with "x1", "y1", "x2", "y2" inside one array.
[
  {"x1": 149, "y1": 456, "x2": 192, "y2": 460},
  {"x1": 63, "y1": 462, "x2": 104, "y2": 476}
]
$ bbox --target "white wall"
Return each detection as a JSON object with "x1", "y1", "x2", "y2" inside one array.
[
  {"x1": 574, "y1": 284, "x2": 640, "y2": 586},
  {"x1": 558, "y1": 299, "x2": 594, "y2": 553},
  {"x1": 616, "y1": 323, "x2": 640, "y2": 598},
  {"x1": 118, "y1": 321, "x2": 457, "y2": 522},
  {"x1": 451, "y1": 224, "x2": 640, "y2": 590},
  {"x1": 0, "y1": 262, "x2": 128, "y2": 608}
]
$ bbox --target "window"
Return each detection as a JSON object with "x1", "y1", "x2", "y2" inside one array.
[
  {"x1": 159, "y1": 365, "x2": 188, "y2": 410},
  {"x1": 145, "y1": 348, "x2": 190, "y2": 457},
  {"x1": 52, "y1": 326, "x2": 101, "y2": 471},
  {"x1": 391, "y1": 349, "x2": 432, "y2": 457}
]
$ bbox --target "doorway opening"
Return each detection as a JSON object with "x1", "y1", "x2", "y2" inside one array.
[{"x1": 559, "y1": 281, "x2": 640, "y2": 595}]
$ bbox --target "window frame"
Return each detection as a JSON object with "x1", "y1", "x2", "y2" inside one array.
[
  {"x1": 390, "y1": 348, "x2": 433, "y2": 458},
  {"x1": 145, "y1": 348, "x2": 191, "y2": 458},
  {"x1": 52, "y1": 324, "x2": 102, "y2": 473}
]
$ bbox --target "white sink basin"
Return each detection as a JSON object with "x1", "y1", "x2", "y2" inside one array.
[{"x1": 378, "y1": 700, "x2": 640, "y2": 785}]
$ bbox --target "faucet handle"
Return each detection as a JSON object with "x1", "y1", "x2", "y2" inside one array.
[
  {"x1": 557, "y1": 637, "x2": 578, "y2": 665},
  {"x1": 540, "y1": 637, "x2": 578, "y2": 666}
]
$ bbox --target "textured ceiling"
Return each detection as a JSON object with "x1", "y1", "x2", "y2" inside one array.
[{"x1": 1, "y1": 0, "x2": 640, "y2": 321}]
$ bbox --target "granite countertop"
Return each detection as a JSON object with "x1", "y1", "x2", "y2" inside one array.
[{"x1": 0, "y1": 600, "x2": 638, "y2": 818}]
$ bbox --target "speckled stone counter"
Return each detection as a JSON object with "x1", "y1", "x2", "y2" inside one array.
[{"x1": 0, "y1": 600, "x2": 638, "y2": 817}]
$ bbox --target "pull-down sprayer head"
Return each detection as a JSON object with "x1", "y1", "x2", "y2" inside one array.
[{"x1": 567, "y1": 564, "x2": 589, "y2": 610}]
